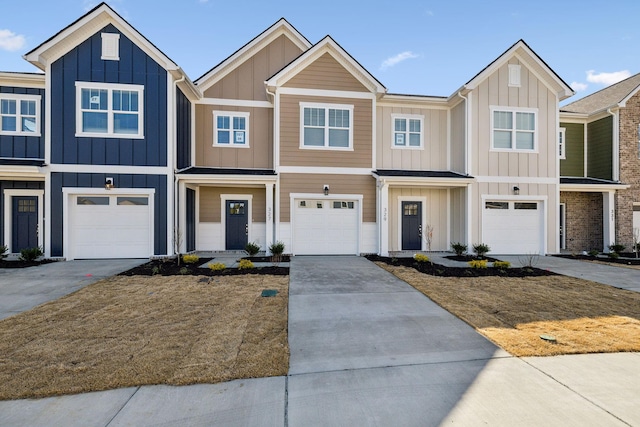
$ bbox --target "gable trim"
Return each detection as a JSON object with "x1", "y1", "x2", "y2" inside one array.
[{"x1": 277, "y1": 87, "x2": 375, "y2": 100}]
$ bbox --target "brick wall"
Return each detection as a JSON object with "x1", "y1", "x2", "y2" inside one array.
[
  {"x1": 560, "y1": 192, "x2": 603, "y2": 252},
  {"x1": 617, "y1": 93, "x2": 640, "y2": 250}
]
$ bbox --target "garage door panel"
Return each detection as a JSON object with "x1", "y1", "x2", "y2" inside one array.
[
  {"x1": 293, "y1": 199, "x2": 358, "y2": 255},
  {"x1": 483, "y1": 200, "x2": 542, "y2": 254}
]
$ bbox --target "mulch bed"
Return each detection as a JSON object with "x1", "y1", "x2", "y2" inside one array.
[
  {"x1": 366, "y1": 255, "x2": 557, "y2": 277},
  {"x1": 554, "y1": 254, "x2": 640, "y2": 266},
  {"x1": 0, "y1": 259, "x2": 57, "y2": 269},
  {"x1": 119, "y1": 257, "x2": 289, "y2": 277}
]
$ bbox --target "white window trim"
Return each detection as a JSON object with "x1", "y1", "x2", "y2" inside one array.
[
  {"x1": 0, "y1": 93, "x2": 41, "y2": 136},
  {"x1": 101, "y1": 33, "x2": 120, "y2": 61},
  {"x1": 391, "y1": 114, "x2": 424, "y2": 150},
  {"x1": 490, "y1": 106, "x2": 538, "y2": 153},
  {"x1": 559, "y1": 127, "x2": 566, "y2": 159},
  {"x1": 299, "y1": 102, "x2": 354, "y2": 151},
  {"x1": 212, "y1": 111, "x2": 250, "y2": 148},
  {"x1": 75, "y1": 81, "x2": 144, "y2": 139}
]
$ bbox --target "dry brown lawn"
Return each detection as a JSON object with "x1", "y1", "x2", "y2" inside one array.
[
  {"x1": 0, "y1": 274, "x2": 289, "y2": 400},
  {"x1": 377, "y1": 263, "x2": 640, "y2": 357}
]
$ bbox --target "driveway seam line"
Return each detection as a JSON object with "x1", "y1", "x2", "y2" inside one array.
[
  {"x1": 520, "y1": 358, "x2": 633, "y2": 426},
  {"x1": 284, "y1": 375, "x2": 289, "y2": 427},
  {"x1": 104, "y1": 386, "x2": 141, "y2": 427}
]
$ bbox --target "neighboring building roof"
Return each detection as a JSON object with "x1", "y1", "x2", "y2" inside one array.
[
  {"x1": 560, "y1": 177, "x2": 630, "y2": 191},
  {"x1": 374, "y1": 170, "x2": 471, "y2": 179},
  {"x1": 177, "y1": 167, "x2": 276, "y2": 176},
  {"x1": 560, "y1": 177, "x2": 622, "y2": 185},
  {"x1": 561, "y1": 73, "x2": 640, "y2": 114},
  {"x1": 0, "y1": 159, "x2": 45, "y2": 167}
]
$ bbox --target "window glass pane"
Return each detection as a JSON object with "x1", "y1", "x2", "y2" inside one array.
[
  {"x1": 82, "y1": 112, "x2": 108, "y2": 133},
  {"x1": 404, "y1": 203, "x2": 418, "y2": 216},
  {"x1": 21, "y1": 100, "x2": 36, "y2": 115},
  {"x1": 395, "y1": 133, "x2": 406, "y2": 146},
  {"x1": 77, "y1": 196, "x2": 109, "y2": 205},
  {"x1": 515, "y1": 202, "x2": 537, "y2": 210},
  {"x1": 304, "y1": 128, "x2": 324, "y2": 146},
  {"x1": 229, "y1": 202, "x2": 245, "y2": 215},
  {"x1": 516, "y1": 112, "x2": 535, "y2": 130},
  {"x1": 21, "y1": 117, "x2": 36, "y2": 132},
  {"x1": 493, "y1": 111, "x2": 512, "y2": 129},
  {"x1": 493, "y1": 130, "x2": 511, "y2": 148},
  {"x1": 234, "y1": 130, "x2": 245, "y2": 144},
  {"x1": 83, "y1": 89, "x2": 107, "y2": 110},
  {"x1": 114, "y1": 113, "x2": 138, "y2": 134},
  {"x1": 328, "y1": 129, "x2": 349, "y2": 147},
  {"x1": 409, "y1": 119, "x2": 420, "y2": 133},
  {"x1": 409, "y1": 133, "x2": 421, "y2": 146},
  {"x1": 304, "y1": 108, "x2": 324, "y2": 126},
  {"x1": 233, "y1": 116, "x2": 245, "y2": 130},
  {"x1": 395, "y1": 118, "x2": 406, "y2": 132},
  {"x1": 329, "y1": 109, "x2": 349, "y2": 128},
  {"x1": 333, "y1": 201, "x2": 342, "y2": 209},
  {"x1": 516, "y1": 132, "x2": 534, "y2": 149},
  {"x1": 1, "y1": 116, "x2": 16, "y2": 131},
  {"x1": 486, "y1": 201, "x2": 509, "y2": 209},
  {"x1": 217, "y1": 130, "x2": 230, "y2": 144},
  {"x1": 217, "y1": 116, "x2": 230, "y2": 130},
  {"x1": 117, "y1": 197, "x2": 148, "y2": 206},
  {"x1": 1, "y1": 99, "x2": 16, "y2": 114}
]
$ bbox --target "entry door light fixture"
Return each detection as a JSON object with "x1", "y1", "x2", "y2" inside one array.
[
  {"x1": 513, "y1": 186, "x2": 520, "y2": 195},
  {"x1": 323, "y1": 184, "x2": 329, "y2": 196},
  {"x1": 105, "y1": 177, "x2": 114, "y2": 190}
]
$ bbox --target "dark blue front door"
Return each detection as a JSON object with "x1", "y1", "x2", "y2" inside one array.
[
  {"x1": 225, "y1": 200, "x2": 248, "y2": 250},
  {"x1": 401, "y1": 201, "x2": 422, "y2": 250},
  {"x1": 12, "y1": 196, "x2": 38, "y2": 252}
]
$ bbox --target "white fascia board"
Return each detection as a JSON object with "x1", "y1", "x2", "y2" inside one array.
[
  {"x1": 0, "y1": 72, "x2": 45, "y2": 88},
  {"x1": 378, "y1": 94, "x2": 450, "y2": 109},
  {"x1": 0, "y1": 166, "x2": 46, "y2": 180},
  {"x1": 195, "y1": 20, "x2": 312, "y2": 92},
  {"x1": 559, "y1": 112, "x2": 589, "y2": 123},
  {"x1": 560, "y1": 183, "x2": 630, "y2": 192},
  {"x1": 176, "y1": 174, "x2": 277, "y2": 185},
  {"x1": 377, "y1": 176, "x2": 474, "y2": 188}
]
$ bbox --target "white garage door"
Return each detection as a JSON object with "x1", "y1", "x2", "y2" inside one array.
[
  {"x1": 293, "y1": 199, "x2": 359, "y2": 255},
  {"x1": 483, "y1": 200, "x2": 542, "y2": 254},
  {"x1": 70, "y1": 195, "x2": 152, "y2": 259}
]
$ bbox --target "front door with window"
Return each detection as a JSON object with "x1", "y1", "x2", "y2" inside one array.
[
  {"x1": 12, "y1": 196, "x2": 38, "y2": 252},
  {"x1": 226, "y1": 200, "x2": 248, "y2": 250},
  {"x1": 402, "y1": 201, "x2": 422, "y2": 250}
]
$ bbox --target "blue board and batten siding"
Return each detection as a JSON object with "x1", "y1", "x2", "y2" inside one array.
[
  {"x1": 0, "y1": 86, "x2": 45, "y2": 161},
  {"x1": 50, "y1": 24, "x2": 167, "y2": 166},
  {"x1": 176, "y1": 88, "x2": 191, "y2": 170},
  {"x1": 49, "y1": 172, "x2": 168, "y2": 257}
]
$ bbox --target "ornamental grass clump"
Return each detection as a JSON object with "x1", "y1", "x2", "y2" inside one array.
[
  {"x1": 208, "y1": 262, "x2": 226, "y2": 271},
  {"x1": 493, "y1": 261, "x2": 511, "y2": 269},
  {"x1": 182, "y1": 254, "x2": 200, "y2": 264},
  {"x1": 244, "y1": 242, "x2": 260, "y2": 257},
  {"x1": 413, "y1": 253, "x2": 430, "y2": 263},
  {"x1": 450, "y1": 242, "x2": 467, "y2": 257},
  {"x1": 468, "y1": 259, "x2": 488, "y2": 269},
  {"x1": 238, "y1": 259, "x2": 254, "y2": 270}
]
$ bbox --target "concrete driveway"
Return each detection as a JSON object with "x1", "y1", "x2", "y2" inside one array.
[
  {"x1": 0, "y1": 259, "x2": 145, "y2": 320},
  {"x1": 0, "y1": 256, "x2": 638, "y2": 426}
]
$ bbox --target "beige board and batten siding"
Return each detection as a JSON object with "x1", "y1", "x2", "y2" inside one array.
[
  {"x1": 450, "y1": 100, "x2": 466, "y2": 174},
  {"x1": 194, "y1": 105, "x2": 273, "y2": 169},
  {"x1": 450, "y1": 187, "x2": 467, "y2": 244},
  {"x1": 376, "y1": 106, "x2": 448, "y2": 171},
  {"x1": 279, "y1": 174, "x2": 376, "y2": 222},
  {"x1": 199, "y1": 187, "x2": 266, "y2": 223},
  {"x1": 471, "y1": 58, "x2": 557, "y2": 179},
  {"x1": 202, "y1": 34, "x2": 304, "y2": 100},
  {"x1": 279, "y1": 94, "x2": 373, "y2": 168},
  {"x1": 283, "y1": 53, "x2": 370, "y2": 92},
  {"x1": 388, "y1": 187, "x2": 449, "y2": 252}
]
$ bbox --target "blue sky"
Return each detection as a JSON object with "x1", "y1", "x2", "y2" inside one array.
[{"x1": 2, "y1": 0, "x2": 640, "y2": 104}]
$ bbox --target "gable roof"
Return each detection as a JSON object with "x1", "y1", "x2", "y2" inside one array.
[
  {"x1": 561, "y1": 73, "x2": 640, "y2": 114},
  {"x1": 458, "y1": 39, "x2": 574, "y2": 101},
  {"x1": 265, "y1": 35, "x2": 386, "y2": 96},
  {"x1": 194, "y1": 18, "x2": 311, "y2": 92},
  {"x1": 23, "y1": 2, "x2": 199, "y2": 99}
]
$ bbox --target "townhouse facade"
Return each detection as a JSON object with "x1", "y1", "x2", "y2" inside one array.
[{"x1": 1, "y1": 3, "x2": 578, "y2": 260}]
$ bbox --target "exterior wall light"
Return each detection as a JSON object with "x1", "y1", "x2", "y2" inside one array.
[
  {"x1": 323, "y1": 185, "x2": 329, "y2": 196},
  {"x1": 105, "y1": 177, "x2": 114, "y2": 190},
  {"x1": 513, "y1": 186, "x2": 519, "y2": 195}
]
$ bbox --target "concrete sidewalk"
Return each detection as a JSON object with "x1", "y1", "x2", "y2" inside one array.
[{"x1": 0, "y1": 256, "x2": 638, "y2": 426}]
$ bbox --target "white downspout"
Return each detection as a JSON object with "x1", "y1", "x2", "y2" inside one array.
[
  {"x1": 172, "y1": 74, "x2": 186, "y2": 255},
  {"x1": 457, "y1": 90, "x2": 472, "y2": 248}
]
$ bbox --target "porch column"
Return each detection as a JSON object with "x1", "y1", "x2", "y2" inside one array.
[
  {"x1": 177, "y1": 180, "x2": 187, "y2": 254},
  {"x1": 265, "y1": 183, "x2": 274, "y2": 255},
  {"x1": 379, "y1": 182, "x2": 389, "y2": 256},
  {"x1": 603, "y1": 190, "x2": 615, "y2": 252}
]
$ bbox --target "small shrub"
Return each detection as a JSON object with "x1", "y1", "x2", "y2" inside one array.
[
  {"x1": 151, "y1": 265, "x2": 162, "y2": 275},
  {"x1": 19, "y1": 247, "x2": 43, "y2": 262},
  {"x1": 244, "y1": 241, "x2": 261, "y2": 257},
  {"x1": 451, "y1": 242, "x2": 467, "y2": 257},
  {"x1": 493, "y1": 261, "x2": 511, "y2": 269},
  {"x1": 238, "y1": 259, "x2": 254, "y2": 270},
  {"x1": 179, "y1": 267, "x2": 189, "y2": 275},
  {"x1": 413, "y1": 253, "x2": 430, "y2": 263},
  {"x1": 269, "y1": 241, "x2": 285, "y2": 266},
  {"x1": 0, "y1": 245, "x2": 8, "y2": 259},
  {"x1": 208, "y1": 262, "x2": 226, "y2": 271},
  {"x1": 472, "y1": 243, "x2": 490, "y2": 258},
  {"x1": 588, "y1": 249, "x2": 600, "y2": 257},
  {"x1": 607, "y1": 251, "x2": 620, "y2": 259},
  {"x1": 468, "y1": 259, "x2": 488, "y2": 269},
  {"x1": 608, "y1": 243, "x2": 625, "y2": 254},
  {"x1": 518, "y1": 253, "x2": 539, "y2": 268},
  {"x1": 182, "y1": 254, "x2": 200, "y2": 264}
]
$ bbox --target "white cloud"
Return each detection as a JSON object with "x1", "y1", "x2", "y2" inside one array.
[
  {"x1": 380, "y1": 51, "x2": 419, "y2": 70},
  {"x1": 586, "y1": 69, "x2": 631, "y2": 86},
  {"x1": 425, "y1": 10, "x2": 434, "y2": 16},
  {"x1": 0, "y1": 29, "x2": 26, "y2": 51},
  {"x1": 570, "y1": 81, "x2": 588, "y2": 92}
]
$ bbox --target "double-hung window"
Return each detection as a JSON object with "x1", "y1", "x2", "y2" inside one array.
[
  {"x1": 300, "y1": 103, "x2": 353, "y2": 149},
  {"x1": 0, "y1": 94, "x2": 41, "y2": 136},
  {"x1": 213, "y1": 111, "x2": 249, "y2": 147},
  {"x1": 76, "y1": 82, "x2": 144, "y2": 138},
  {"x1": 491, "y1": 107, "x2": 537, "y2": 151},
  {"x1": 559, "y1": 127, "x2": 566, "y2": 159},
  {"x1": 392, "y1": 114, "x2": 423, "y2": 148}
]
